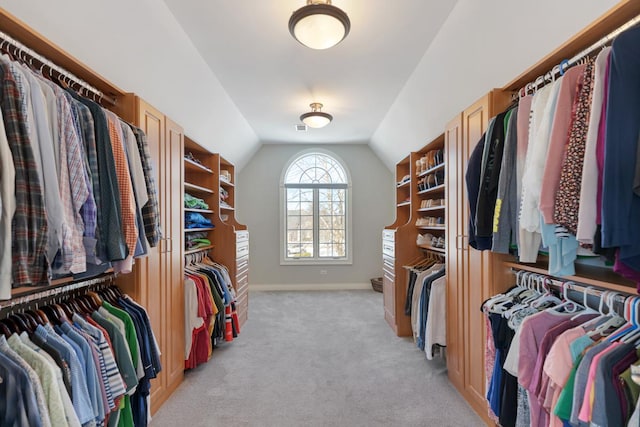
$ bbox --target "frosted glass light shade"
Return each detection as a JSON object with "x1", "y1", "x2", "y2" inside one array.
[
  {"x1": 289, "y1": 2, "x2": 351, "y2": 50},
  {"x1": 300, "y1": 103, "x2": 333, "y2": 128}
]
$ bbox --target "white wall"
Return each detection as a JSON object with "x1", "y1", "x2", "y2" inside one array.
[
  {"x1": 0, "y1": 0, "x2": 259, "y2": 169},
  {"x1": 236, "y1": 144, "x2": 394, "y2": 288},
  {"x1": 371, "y1": 0, "x2": 619, "y2": 169}
]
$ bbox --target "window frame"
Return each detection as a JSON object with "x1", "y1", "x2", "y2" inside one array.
[{"x1": 280, "y1": 149, "x2": 353, "y2": 266}]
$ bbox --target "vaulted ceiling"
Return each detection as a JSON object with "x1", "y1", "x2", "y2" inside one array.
[{"x1": 162, "y1": 0, "x2": 458, "y2": 145}]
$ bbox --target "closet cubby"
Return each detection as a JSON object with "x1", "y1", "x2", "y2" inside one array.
[
  {"x1": 184, "y1": 137, "x2": 217, "y2": 254},
  {"x1": 414, "y1": 134, "x2": 446, "y2": 253}
]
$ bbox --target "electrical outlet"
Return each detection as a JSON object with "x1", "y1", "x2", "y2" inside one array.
[{"x1": 320, "y1": 269, "x2": 327, "y2": 275}]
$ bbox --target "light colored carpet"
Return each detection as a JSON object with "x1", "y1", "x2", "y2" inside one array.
[{"x1": 151, "y1": 290, "x2": 484, "y2": 427}]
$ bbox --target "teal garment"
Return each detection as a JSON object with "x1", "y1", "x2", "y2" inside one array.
[{"x1": 569, "y1": 334, "x2": 594, "y2": 361}]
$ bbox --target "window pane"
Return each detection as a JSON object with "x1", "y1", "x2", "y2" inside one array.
[
  {"x1": 301, "y1": 245, "x2": 313, "y2": 257},
  {"x1": 300, "y1": 202, "x2": 313, "y2": 215},
  {"x1": 332, "y1": 216, "x2": 344, "y2": 229},
  {"x1": 318, "y1": 201, "x2": 331, "y2": 216},
  {"x1": 287, "y1": 230, "x2": 300, "y2": 243},
  {"x1": 333, "y1": 244, "x2": 345, "y2": 257},
  {"x1": 333, "y1": 201, "x2": 344, "y2": 215},
  {"x1": 300, "y1": 189, "x2": 313, "y2": 202},
  {"x1": 319, "y1": 230, "x2": 332, "y2": 243},
  {"x1": 287, "y1": 216, "x2": 300, "y2": 229},
  {"x1": 319, "y1": 244, "x2": 331, "y2": 257},
  {"x1": 319, "y1": 215, "x2": 332, "y2": 230},
  {"x1": 287, "y1": 202, "x2": 300, "y2": 214},
  {"x1": 287, "y1": 244, "x2": 301, "y2": 257},
  {"x1": 301, "y1": 230, "x2": 313, "y2": 243},
  {"x1": 319, "y1": 188, "x2": 330, "y2": 202},
  {"x1": 300, "y1": 216, "x2": 313, "y2": 229}
]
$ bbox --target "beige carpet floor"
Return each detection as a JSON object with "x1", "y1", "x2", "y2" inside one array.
[{"x1": 150, "y1": 290, "x2": 484, "y2": 427}]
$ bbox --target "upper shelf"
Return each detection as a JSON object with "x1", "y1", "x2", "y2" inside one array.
[
  {"x1": 220, "y1": 179, "x2": 235, "y2": 188},
  {"x1": 417, "y1": 162, "x2": 445, "y2": 178},
  {"x1": 184, "y1": 157, "x2": 213, "y2": 174},
  {"x1": 184, "y1": 182, "x2": 215, "y2": 195},
  {"x1": 417, "y1": 184, "x2": 445, "y2": 196}
]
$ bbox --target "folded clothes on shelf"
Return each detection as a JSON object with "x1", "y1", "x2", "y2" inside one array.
[
  {"x1": 185, "y1": 212, "x2": 214, "y2": 229},
  {"x1": 185, "y1": 192, "x2": 209, "y2": 209}
]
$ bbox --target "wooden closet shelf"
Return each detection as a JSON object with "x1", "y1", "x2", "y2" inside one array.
[
  {"x1": 418, "y1": 206, "x2": 445, "y2": 212},
  {"x1": 396, "y1": 180, "x2": 411, "y2": 188},
  {"x1": 184, "y1": 208, "x2": 214, "y2": 214},
  {"x1": 397, "y1": 201, "x2": 411, "y2": 207},
  {"x1": 184, "y1": 182, "x2": 215, "y2": 194},
  {"x1": 10, "y1": 269, "x2": 115, "y2": 299},
  {"x1": 184, "y1": 157, "x2": 214, "y2": 174},
  {"x1": 503, "y1": 260, "x2": 637, "y2": 293},
  {"x1": 417, "y1": 184, "x2": 445, "y2": 196},
  {"x1": 185, "y1": 227, "x2": 215, "y2": 232},
  {"x1": 220, "y1": 206, "x2": 235, "y2": 211},
  {"x1": 184, "y1": 245, "x2": 215, "y2": 255},
  {"x1": 416, "y1": 226, "x2": 446, "y2": 231},
  {"x1": 418, "y1": 244, "x2": 446, "y2": 254},
  {"x1": 417, "y1": 162, "x2": 445, "y2": 178},
  {"x1": 220, "y1": 179, "x2": 235, "y2": 187}
]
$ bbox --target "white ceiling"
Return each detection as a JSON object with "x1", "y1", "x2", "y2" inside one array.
[{"x1": 162, "y1": 0, "x2": 458, "y2": 145}]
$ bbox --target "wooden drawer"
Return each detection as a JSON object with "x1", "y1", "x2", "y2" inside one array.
[{"x1": 382, "y1": 229, "x2": 396, "y2": 242}]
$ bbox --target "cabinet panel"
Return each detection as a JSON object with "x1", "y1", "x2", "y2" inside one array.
[
  {"x1": 462, "y1": 95, "x2": 491, "y2": 411},
  {"x1": 164, "y1": 117, "x2": 185, "y2": 394},
  {"x1": 445, "y1": 113, "x2": 464, "y2": 391},
  {"x1": 137, "y1": 99, "x2": 167, "y2": 409},
  {"x1": 382, "y1": 271, "x2": 395, "y2": 327}
]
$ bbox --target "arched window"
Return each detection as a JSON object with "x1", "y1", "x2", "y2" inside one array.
[{"x1": 281, "y1": 150, "x2": 352, "y2": 264}]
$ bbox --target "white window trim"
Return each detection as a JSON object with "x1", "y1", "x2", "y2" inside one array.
[{"x1": 279, "y1": 148, "x2": 353, "y2": 266}]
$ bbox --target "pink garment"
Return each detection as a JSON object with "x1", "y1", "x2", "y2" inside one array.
[
  {"x1": 539, "y1": 65, "x2": 586, "y2": 224},
  {"x1": 578, "y1": 342, "x2": 619, "y2": 422},
  {"x1": 543, "y1": 326, "x2": 586, "y2": 427},
  {"x1": 518, "y1": 311, "x2": 573, "y2": 427},
  {"x1": 595, "y1": 54, "x2": 612, "y2": 224}
]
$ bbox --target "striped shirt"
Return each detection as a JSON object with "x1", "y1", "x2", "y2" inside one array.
[{"x1": 131, "y1": 126, "x2": 161, "y2": 247}]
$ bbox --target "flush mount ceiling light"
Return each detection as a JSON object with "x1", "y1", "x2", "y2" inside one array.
[
  {"x1": 289, "y1": 0, "x2": 351, "y2": 50},
  {"x1": 300, "y1": 103, "x2": 333, "y2": 128}
]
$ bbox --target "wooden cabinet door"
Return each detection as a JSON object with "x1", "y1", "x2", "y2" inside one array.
[
  {"x1": 137, "y1": 99, "x2": 168, "y2": 409},
  {"x1": 461, "y1": 95, "x2": 492, "y2": 413},
  {"x1": 164, "y1": 117, "x2": 185, "y2": 393},
  {"x1": 444, "y1": 113, "x2": 464, "y2": 391}
]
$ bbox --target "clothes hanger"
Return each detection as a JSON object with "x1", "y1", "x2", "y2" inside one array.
[
  {"x1": 608, "y1": 296, "x2": 637, "y2": 342},
  {"x1": 547, "y1": 281, "x2": 582, "y2": 313},
  {"x1": 588, "y1": 291, "x2": 624, "y2": 337}
]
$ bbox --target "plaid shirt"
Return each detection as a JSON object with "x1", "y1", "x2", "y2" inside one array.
[
  {"x1": 131, "y1": 126, "x2": 161, "y2": 247},
  {"x1": 106, "y1": 113, "x2": 138, "y2": 262},
  {"x1": 0, "y1": 57, "x2": 49, "y2": 286},
  {"x1": 53, "y1": 86, "x2": 88, "y2": 274},
  {"x1": 75, "y1": 98, "x2": 126, "y2": 262},
  {"x1": 65, "y1": 92, "x2": 97, "y2": 241}
]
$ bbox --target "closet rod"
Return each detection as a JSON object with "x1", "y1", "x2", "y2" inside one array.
[
  {"x1": 509, "y1": 268, "x2": 631, "y2": 311},
  {"x1": 0, "y1": 29, "x2": 116, "y2": 106},
  {"x1": 0, "y1": 273, "x2": 115, "y2": 311},
  {"x1": 519, "y1": 13, "x2": 640, "y2": 95}
]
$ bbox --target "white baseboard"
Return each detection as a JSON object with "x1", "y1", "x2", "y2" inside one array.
[{"x1": 249, "y1": 282, "x2": 371, "y2": 291}]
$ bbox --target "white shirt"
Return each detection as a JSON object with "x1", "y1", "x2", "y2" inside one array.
[{"x1": 576, "y1": 48, "x2": 612, "y2": 244}]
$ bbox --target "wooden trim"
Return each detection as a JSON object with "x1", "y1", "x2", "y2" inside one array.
[{"x1": 502, "y1": 1, "x2": 640, "y2": 91}]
